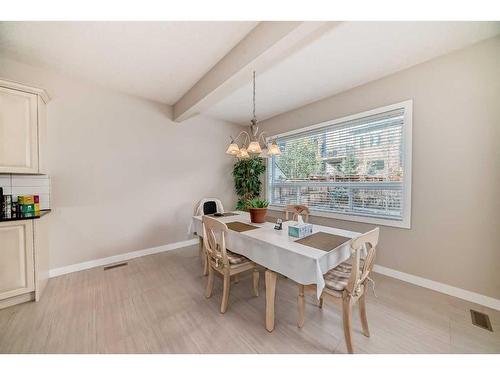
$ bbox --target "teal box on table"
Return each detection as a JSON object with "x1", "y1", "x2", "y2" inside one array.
[{"x1": 288, "y1": 222, "x2": 313, "y2": 238}]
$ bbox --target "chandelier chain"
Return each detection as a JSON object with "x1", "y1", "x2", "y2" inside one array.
[{"x1": 252, "y1": 71, "x2": 256, "y2": 122}]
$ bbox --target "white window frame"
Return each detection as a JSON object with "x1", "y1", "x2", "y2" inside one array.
[{"x1": 266, "y1": 100, "x2": 413, "y2": 229}]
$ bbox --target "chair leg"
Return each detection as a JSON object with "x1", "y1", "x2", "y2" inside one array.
[
  {"x1": 342, "y1": 296, "x2": 354, "y2": 354},
  {"x1": 318, "y1": 296, "x2": 324, "y2": 309},
  {"x1": 221, "y1": 273, "x2": 231, "y2": 313},
  {"x1": 202, "y1": 251, "x2": 209, "y2": 276},
  {"x1": 205, "y1": 264, "x2": 214, "y2": 298},
  {"x1": 297, "y1": 284, "x2": 305, "y2": 328},
  {"x1": 252, "y1": 268, "x2": 260, "y2": 297},
  {"x1": 359, "y1": 293, "x2": 370, "y2": 337}
]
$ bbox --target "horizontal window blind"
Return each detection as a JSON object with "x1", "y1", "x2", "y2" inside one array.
[{"x1": 268, "y1": 106, "x2": 409, "y2": 221}]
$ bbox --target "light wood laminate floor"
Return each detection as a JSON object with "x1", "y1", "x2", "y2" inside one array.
[{"x1": 1, "y1": 245, "x2": 499, "y2": 353}]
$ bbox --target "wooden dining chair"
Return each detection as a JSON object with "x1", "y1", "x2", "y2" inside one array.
[
  {"x1": 285, "y1": 204, "x2": 310, "y2": 222},
  {"x1": 202, "y1": 215, "x2": 260, "y2": 313},
  {"x1": 297, "y1": 227, "x2": 379, "y2": 354}
]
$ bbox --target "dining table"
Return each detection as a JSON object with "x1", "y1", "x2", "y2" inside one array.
[{"x1": 191, "y1": 210, "x2": 361, "y2": 332}]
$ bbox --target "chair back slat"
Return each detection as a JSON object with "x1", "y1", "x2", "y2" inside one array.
[
  {"x1": 285, "y1": 205, "x2": 310, "y2": 222},
  {"x1": 361, "y1": 243, "x2": 377, "y2": 277},
  {"x1": 346, "y1": 227, "x2": 379, "y2": 295},
  {"x1": 202, "y1": 216, "x2": 229, "y2": 267}
]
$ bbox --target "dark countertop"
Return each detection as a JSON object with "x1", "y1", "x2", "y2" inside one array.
[{"x1": 0, "y1": 209, "x2": 51, "y2": 223}]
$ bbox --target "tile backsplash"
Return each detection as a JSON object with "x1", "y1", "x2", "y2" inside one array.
[{"x1": 0, "y1": 174, "x2": 51, "y2": 210}]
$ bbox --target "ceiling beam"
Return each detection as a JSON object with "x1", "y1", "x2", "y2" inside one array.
[{"x1": 173, "y1": 21, "x2": 338, "y2": 122}]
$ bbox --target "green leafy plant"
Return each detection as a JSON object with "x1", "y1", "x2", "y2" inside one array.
[
  {"x1": 335, "y1": 153, "x2": 360, "y2": 176},
  {"x1": 276, "y1": 138, "x2": 323, "y2": 180},
  {"x1": 247, "y1": 198, "x2": 269, "y2": 209},
  {"x1": 232, "y1": 157, "x2": 266, "y2": 210}
]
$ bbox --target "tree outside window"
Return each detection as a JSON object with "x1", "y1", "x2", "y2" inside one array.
[{"x1": 276, "y1": 138, "x2": 323, "y2": 180}]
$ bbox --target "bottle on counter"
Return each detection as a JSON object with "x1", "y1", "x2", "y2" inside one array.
[{"x1": 2, "y1": 194, "x2": 12, "y2": 217}]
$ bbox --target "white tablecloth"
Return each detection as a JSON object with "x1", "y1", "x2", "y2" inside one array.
[{"x1": 191, "y1": 211, "x2": 361, "y2": 298}]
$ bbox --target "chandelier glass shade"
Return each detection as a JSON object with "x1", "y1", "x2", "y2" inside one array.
[
  {"x1": 225, "y1": 142, "x2": 240, "y2": 155},
  {"x1": 247, "y1": 141, "x2": 262, "y2": 154},
  {"x1": 238, "y1": 147, "x2": 250, "y2": 159},
  {"x1": 267, "y1": 141, "x2": 281, "y2": 156},
  {"x1": 226, "y1": 71, "x2": 281, "y2": 159}
]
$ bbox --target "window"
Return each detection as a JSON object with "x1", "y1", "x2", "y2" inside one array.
[{"x1": 267, "y1": 100, "x2": 412, "y2": 228}]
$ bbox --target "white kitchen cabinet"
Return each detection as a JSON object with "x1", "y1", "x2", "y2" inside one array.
[
  {"x1": 0, "y1": 213, "x2": 50, "y2": 309},
  {"x1": 0, "y1": 79, "x2": 50, "y2": 174},
  {"x1": 0, "y1": 220, "x2": 35, "y2": 301}
]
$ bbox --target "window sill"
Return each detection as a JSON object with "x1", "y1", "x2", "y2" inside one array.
[{"x1": 268, "y1": 205, "x2": 411, "y2": 229}]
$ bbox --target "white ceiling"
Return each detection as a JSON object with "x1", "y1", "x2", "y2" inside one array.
[
  {"x1": 1, "y1": 21, "x2": 498, "y2": 123},
  {"x1": 0, "y1": 21, "x2": 257, "y2": 104},
  {"x1": 205, "y1": 21, "x2": 500, "y2": 124}
]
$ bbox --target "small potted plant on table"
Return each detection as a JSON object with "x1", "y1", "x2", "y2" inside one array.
[{"x1": 247, "y1": 198, "x2": 269, "y2": 223}]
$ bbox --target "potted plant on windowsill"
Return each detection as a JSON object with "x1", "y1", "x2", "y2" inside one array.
[{"x1": 247, "y1": 198, "x2": 269, "y2": 223}]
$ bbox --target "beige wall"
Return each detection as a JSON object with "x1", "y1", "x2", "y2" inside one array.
[
  {"x1": 0, "y1": 56, "x2": 240, "y2": 269},
  {"x1": 261, "y1": 36, "x2": 500, "y2": 299}
]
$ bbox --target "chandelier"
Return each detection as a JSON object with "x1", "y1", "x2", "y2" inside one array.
[{"x1": 225, "y1": 71, "x2": 281, "y2": 159}]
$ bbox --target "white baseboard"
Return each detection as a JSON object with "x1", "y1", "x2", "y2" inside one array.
[
  {"x1": 373, "y1": 264, "x2": 500, "y2": 311},
  {"x1": 48, "y1": 238, "x2": 199, "y2": 278}
]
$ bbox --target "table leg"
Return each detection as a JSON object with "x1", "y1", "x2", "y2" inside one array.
[
  {"x1": 265, "y1": 269, "x2": 277, "y2": 332},
  {"x1": 198, "y1": 236, "x2": 203, "y2": 263},
  {"x1": 199, "y1": 236, "x2": 209, "y2": 276},
  {"x1": 297, "y1": 284, "x2": 305, "y2": 328}
]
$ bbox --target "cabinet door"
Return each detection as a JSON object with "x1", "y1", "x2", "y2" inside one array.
[
  {"x1": 0, "y1": 221, "x2": 35, "y2": 300},
  {"x1": 0, "y1": 86, "x2": 39, "y2": 173}
]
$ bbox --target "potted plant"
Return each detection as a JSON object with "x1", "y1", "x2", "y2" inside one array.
[
  {"x1": 232, "y1": 157, "x2": 265, "y2": 210},
  {"x1": 247, "y1": 198, "x2": 269, "y2": 223}
]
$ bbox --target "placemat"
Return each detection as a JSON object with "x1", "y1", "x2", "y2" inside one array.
[
  {"x1": 208, "y1": 212, "x2": 239, "y2": 217},
  {"x1": 226, "y1": 221, "x2": 259, "y2": 232},
  {"x1": 295, "y1": 232, "x2": 351, "y2": 251}
]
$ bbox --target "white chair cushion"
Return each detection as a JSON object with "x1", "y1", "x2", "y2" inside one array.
[
  {"x1": 324, "y1": 260, "x2": 365, "y2": 292},
  {"x1": 226, "y1": 250, "x2": 249, "y2": 265}
]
